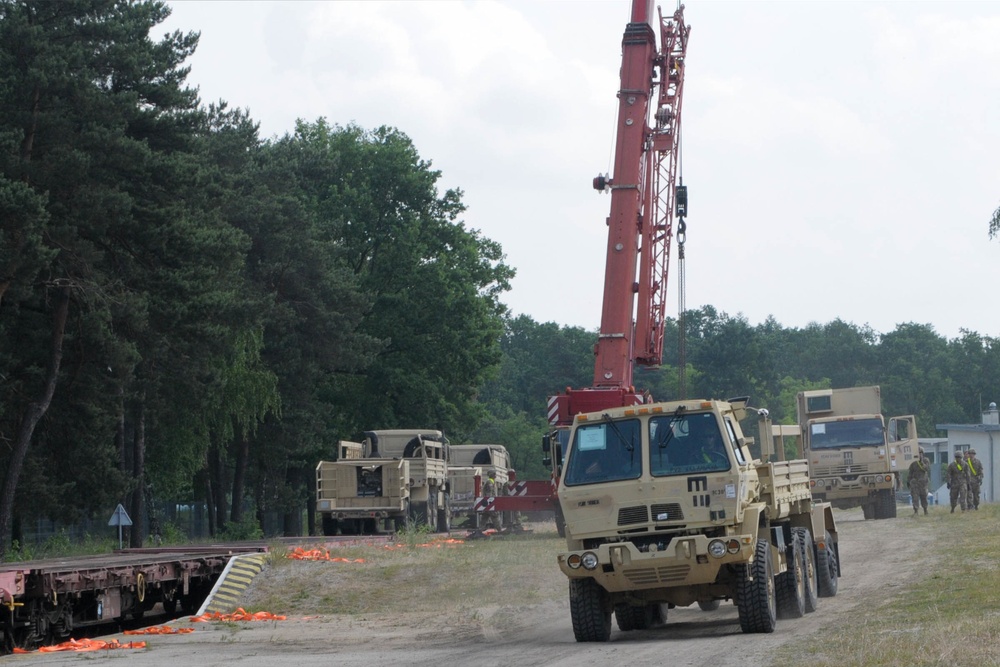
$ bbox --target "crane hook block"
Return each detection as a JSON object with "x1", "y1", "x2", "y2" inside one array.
[{"x1": 675, "y1": 185, "x2": 688, "y2": 217}]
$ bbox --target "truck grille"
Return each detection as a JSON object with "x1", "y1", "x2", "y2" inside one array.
[
  {"x1": 617, "y1": 506, "x2": 649, "y2": 526},
  {"x1": 815, "y1": 464, "x2": 874, "y2": 476},
  {"x1": 650, "y1": 503, "x2": 684, "y2": 521},
  {"x1": 625, "y1": 564, "x2": 691, "y2": 585}
]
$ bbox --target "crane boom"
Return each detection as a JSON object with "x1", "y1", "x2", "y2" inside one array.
[{"x1": 547, "y1": 1, "x2": 690, "y2": 426}]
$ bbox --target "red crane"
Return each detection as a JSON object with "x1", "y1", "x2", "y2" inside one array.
[
  {"x1": 470, "y1": 2, "x2": 691, "y2": 537},
  {"x1": 548, "y1": 1, "x2": 690, "y2": 426}
]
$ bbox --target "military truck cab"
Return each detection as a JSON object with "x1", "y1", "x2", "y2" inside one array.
[{"x1": 556, "y1": 399, "x2": 840, "y2": 642}]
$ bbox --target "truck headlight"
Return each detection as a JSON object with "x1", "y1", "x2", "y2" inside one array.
[
  {"x1": 708, "y1": 540, "x2": 727, "y2": 558},
  {"x1": 581, "y1": 552, "x2": 599, "y2": 570}
]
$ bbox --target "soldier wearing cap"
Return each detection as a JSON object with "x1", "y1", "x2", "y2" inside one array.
[
  {"x1": 908, "y1": 447, "x2": 931, "y2": 515},
  {"x1": 966, "y1": 448, "x2": 984, "y2": 510},
  {"x1": 946, "y1": 450, "x2": 970, "y2": 513}
]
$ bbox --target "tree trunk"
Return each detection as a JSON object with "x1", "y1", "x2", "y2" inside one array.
[
  {"x1": 0, "y1": 285, "x2": 70, "y2": 558},
  {"x1": 204, "y1": 467, "x2": 216, "y2": 538},
  {"x1": 129, "y1": 401, "x2": 146, "y2": 548},
  {"x1": 209, "y1": 446, "x2": 227, "y2": 534},
  {"x1": 230, "y1": 429, "x2": 249, "y2": 525}
]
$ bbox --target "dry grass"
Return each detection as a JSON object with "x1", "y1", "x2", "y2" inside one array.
[
  {"x1": 241, "y1": 521, "x2": 567, "y2": 622},
  {"x1": 772, "y1": 504, "x2": 1000, "y2": 667}
]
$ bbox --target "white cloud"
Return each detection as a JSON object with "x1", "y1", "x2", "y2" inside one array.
[{"x1": 161, "y1": 1, "x2": 1000, "y2": 340}]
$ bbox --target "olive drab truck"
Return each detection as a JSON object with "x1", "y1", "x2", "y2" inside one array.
[
  {"x1": 797, "y1": 386, "x2": 918, "y2": 520},
  {"x1": 316, "y1": 429, "x2": 450, "y2": 535},
  {"x1": 447, "y1": 444, "x2": 510, "y2": 527},
  {"x1": 556, "y1": 398, "x2": 840, "y2": 642}
]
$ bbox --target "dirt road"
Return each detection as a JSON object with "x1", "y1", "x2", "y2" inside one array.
[{"x1": 26, "y1": 507, "x2": 933, "y2": 666}]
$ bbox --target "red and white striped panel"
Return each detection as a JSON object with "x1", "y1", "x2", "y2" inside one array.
[
  {"x1": 506, "y1": 482, "x2": 529, "y2": 497},
  {"x1": 547, "y1": 396, "x2": 560, "y2": 425},
  {"x1": 473, "y1": 497, "x2": 496, "y2": 512}
]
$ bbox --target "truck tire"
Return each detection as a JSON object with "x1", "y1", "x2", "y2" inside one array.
[
  {"x1": 776, "y1": 530, "x2": 806, "y2": 619},
  {"x1": 569, "y1": 578, "x2": 611, "y2": 642},
  {"x1": 874, "y1": 489, "x2": 896, "y2": 520},
  {"x1": 816, "y1": 531, "x2": 839, "y2": 598},
  {"x1": 427, "y1": 492, "x2": 439, "y2": 531},
  {"x1": 321, "y1": 515, "x2": 339, "y2": 537},
  {"x1": 410, "y1": 501, "x2": 428, "y2": 527},
  {"x1": 793, "y1": 527, "x2": 819, "y2": 613},
  {"x1": 737, "y1": 538, "x2": 777, "y2": 634},
  {"x1": 436, "y1": 495, "x2": 451, "y2": 533}
]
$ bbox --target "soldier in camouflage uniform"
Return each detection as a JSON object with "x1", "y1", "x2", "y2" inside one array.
[
  {"x1": 908, "y1": 447, "x2": 931, "y2": 515},
  {"x1": 481, "y1": 470, "x2": 501, "y2": 529},
  {"x1": 966, "y1": 448, "x2": 984, "y2": 510},
  {"x1": 946, "y1": 450, "x2": 970, "y2": 513}
]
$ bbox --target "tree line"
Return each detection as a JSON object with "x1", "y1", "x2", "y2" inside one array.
[{"x1": 2, "y1": 1, "x2": 998, "y2": 556}]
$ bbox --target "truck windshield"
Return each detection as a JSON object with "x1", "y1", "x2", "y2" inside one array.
[
  {"x1": 808, "y1": 417, "x2": 884, "y2": 450},
  {"x1": 563, "y1": 419, "x2": 641, "y2": 486},
  {"x1": 649, "y1": 412, "x2": 731, "y2": 476}
]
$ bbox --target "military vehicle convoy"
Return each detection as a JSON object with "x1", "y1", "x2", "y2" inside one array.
[
  {"x1": 316, "y1": 429, "x2": 450, "y2": 535},
  {"x1": 556, "y1": 398, "x2": 840, "y2": 642},
  {"x1": 796, "y1": 386, "x2": 918, "y2": 520}
]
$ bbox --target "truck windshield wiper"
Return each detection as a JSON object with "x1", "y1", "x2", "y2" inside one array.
[
  {"x1": 656, "y1": 405, "x2": 687, "y2": 449},
  {"x1": 600, "y1": 413, "x2": 634, "y2": 453}
]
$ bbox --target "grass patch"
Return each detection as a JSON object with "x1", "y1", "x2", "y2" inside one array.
[
  {"x1": 772, "y1": 505, "x2": 1000, "y2": 667},
  {"x1": 240, "y1": 522, "x2": 567, "y2": 620}
]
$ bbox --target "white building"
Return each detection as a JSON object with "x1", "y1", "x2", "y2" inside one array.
[{"x1": 935, "y1": 402, "x2": 1000, "y2": 504}]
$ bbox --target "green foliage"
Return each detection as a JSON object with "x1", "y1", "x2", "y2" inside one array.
[{"x1": 219, "y1": 515, "x2": 264, "y2": 542}]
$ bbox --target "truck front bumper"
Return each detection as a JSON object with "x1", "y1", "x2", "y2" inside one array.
[{"x1": 557, "y1": 533, "x2": 755, "y2": 593}]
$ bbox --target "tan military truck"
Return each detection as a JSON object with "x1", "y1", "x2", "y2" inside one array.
[
  {"x1": 556, "y1": 398, "x2": 840, "y2": 642},
  {"x1": 316, "y1": 429, "x2": 450, "y2": 535},
  {"x1": 447, "y1": 444, "x2": 510, "y2": 527},
  {"x1": 797, "y1": 386, "x2": 918, "y2": 520}
]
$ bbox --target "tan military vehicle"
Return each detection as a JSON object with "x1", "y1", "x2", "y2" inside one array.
[
  {"x1": 447, "y1": 444, "x2": 510, "y2": 527},
  {"x1": 797, "y1": 386, "x2": 918, "y2": 520},
  {"x1": 556, "y1": 398, "x2": 840, "y2": 641},
  {"x1": 316, "y1": 429, "x2": 450, "y2": 535}
]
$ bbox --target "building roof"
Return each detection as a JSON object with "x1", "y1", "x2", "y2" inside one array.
[{"x1": 936, "y1": 423, "x2": 1000, "y2": 432}]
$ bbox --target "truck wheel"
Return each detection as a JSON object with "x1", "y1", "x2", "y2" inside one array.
[
  {"x1": 410, "y1": 501, "x2": 428, "y2": 527},
  {"x1": 427, "y1": 493, "x2": 438, "y2": 531},
  {"x1": 569, "y1": 578, "x2": 611, "y2": 642},
  {"x1": 697, "y1": 599, "x2": 721, "y2": 612},
  {"x1": 321, "y1": 515, "x2": 339, "y2": 537},
  {"x1": 862, "y1": 502, "x2": 874, "y2": 520},
  {"x1": 776, "y1": 531, "x2": 805, "y2": 619},
  {"x1": 873, "y1": 489, "x2": 896, "y2": 520},
  {"x1": 436, "y1": 495, "x2": 451, "y2": 533},
  {"x1": 793, "y1": 527, "x2": 819, "y2": 613},
  {"x1": 737, "y1": 538, "x2": 777, "y2": 634},
  {"x1": 816, "y1": 531, "x2": 839, "y2": 597}
]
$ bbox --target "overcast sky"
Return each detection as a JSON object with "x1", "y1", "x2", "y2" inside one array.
[{"x1": 160, "y1": 1, "x2": 1000, "y2": 341}]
